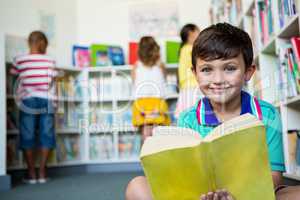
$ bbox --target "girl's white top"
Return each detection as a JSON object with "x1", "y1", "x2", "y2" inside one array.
[{"x1": 134, "y1": 61, "x2": 166, "y2": 99}]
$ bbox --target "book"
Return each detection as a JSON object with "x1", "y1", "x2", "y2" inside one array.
[
  {"x1": 72, "y1": 45, "x2": 91, "y2": 68},
  {"x1": 129, "y1": 42, "x2": 138, "y2": 65},
  {"x1": 165, "y1": 41, "x2": 180, "y2": 63},
  {"x1": 90, "y1": 44, "x2": 111, "y2": 67},
  {"x1": 140, "y1": 114, "x2": 275, "y2": 200},
  {"x1": 287, "y1": 130, "x2": 298, "y2": 172},
  {"x1": 108, "y1": 46, "x2": 125, "y2": 65}
]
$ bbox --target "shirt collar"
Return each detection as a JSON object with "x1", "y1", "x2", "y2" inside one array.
[{"x1": 196, "y1": 90, "x2": 262, "y2": 126}]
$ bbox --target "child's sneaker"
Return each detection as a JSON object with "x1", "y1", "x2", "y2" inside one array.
[
  {"x1": 38, "y1": 178, "x2": 49, "y2": 184},
  {"x1": 22, "y1": 178, "x2": 37, "y2": 184}
]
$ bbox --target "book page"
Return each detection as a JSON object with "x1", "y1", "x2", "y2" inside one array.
[{"x1": 204, "y1": 113, "x2": 263, "y2": 142}]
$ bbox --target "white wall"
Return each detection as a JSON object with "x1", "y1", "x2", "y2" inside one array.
[
  {"x1": 0, "y1": 0, "x2": 77, "y2": 66},
  {"x1": 76, "y1": 0, "x2": 211, "y2": 60}
]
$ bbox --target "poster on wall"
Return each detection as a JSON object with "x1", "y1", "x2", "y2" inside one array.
[
  {"x1": 39, "y1": 11, "x2": 56, "y2": 47},
  {"x1": 129, "y1": 0, "x2": 180, "y2": 40},
  {"x1": 5, "y1": 35, "x2": 28, "y2": 63}
]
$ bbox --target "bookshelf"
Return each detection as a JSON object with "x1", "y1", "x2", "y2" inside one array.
[
  {"x1": 5, "y1": 62, "x2": 179, "y2": 170},
  {"x1": 210, "y1": 0, "x2": 300, "y2": 180}
]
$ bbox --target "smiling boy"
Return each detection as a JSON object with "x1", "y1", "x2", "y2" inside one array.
[{"x1": 125, "y1": 23, "x2": 300, "y2": 200}]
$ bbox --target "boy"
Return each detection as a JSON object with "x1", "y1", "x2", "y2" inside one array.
[
  {"x1": 11, "y1": 31, "x2": 58, "y2": 184},
  {"x1": 125, "y1": 23, "x2": 300, "y2": 200}
]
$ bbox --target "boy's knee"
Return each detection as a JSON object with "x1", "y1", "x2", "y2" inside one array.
[
  {"x1": 125, "y1": 176, "x2": 152, "y2": 200},
  {"x1": 276, "y1": 186, "x2": 300, "y2": 200}
]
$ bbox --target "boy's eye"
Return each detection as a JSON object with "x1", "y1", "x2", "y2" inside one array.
[
  {"x1": 200, "y1": 67, "x2": 212, "y2": 73},
  {"x1": 224, "y1": 65, "x2": 237, "y2": 72}
]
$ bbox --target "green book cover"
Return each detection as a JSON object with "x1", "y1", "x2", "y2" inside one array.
[
  {"x1": 90, "y1": 44, "x2": 111, "y2": 67},
  {"x1": 141, "y1": 114, "x2": 275, "y2": 200},
  {"x1": 166, "y1": 41, "x2": 180, "y2": 64}
]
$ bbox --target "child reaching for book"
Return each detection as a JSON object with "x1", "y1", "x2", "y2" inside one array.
[
  {"x1": 10, "y1": 31, "x2": 60, "y2": 184},
  {"x1": 175, "y1": 23, "x2": 201, "y2": 118},
  {"x1": 125, "y1": 23, "x2": 300, "y2": 200},
  {"x1": 132, "y1": 36, "x2": 170, "y2": 142}
]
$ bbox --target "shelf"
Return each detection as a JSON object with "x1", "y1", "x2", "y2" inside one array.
[
  {"x1": 55, "y1": 66, "x2": 82, "y2": 72},
  {"x1": 283, "y1": 173, "x2": 300, "y2": 181},
  {"x1": 89, "y1": 97, "x2": 114, "y2": 102},
  {"x1": 7, "y1": 129, "x2": 82, "y2": 135},
  {"x1": 89, "y1": 158, "x2": 139, "y2": 164},
  {"x1": 166, "y1": 63, "x2": 178, "y2": 69},
  {"x1": 7, "y1": 94, "x2": 15, "y2": 99},
  {"x1": 283, "y1": 95, "x2": 300, "y2": 107},
  {"x1": 277, "y1": 15, "x2": 299, "y2": 38},
  {"x1": 56, "y1": 129, "x2": 81, "y2": 134},
  {"x1": 115, "y1": 93, "x2": 179, "y2": 102},
  {"x1": 7, "y1": 129, "x2": 19, "y2": 135},
  {"x1": 261, "y1": 35, "x2": 276, "y2": 54},
  {"x1": 57, "y1": 97, "x2": 84, "y2": 102},
  {"x1": 89, "y1": 126, "x2": 138, "y2": 133}
]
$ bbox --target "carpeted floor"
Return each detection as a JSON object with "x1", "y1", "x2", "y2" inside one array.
[{"x1": 0, "y1": 172, "x2": 143, "y2": 200}]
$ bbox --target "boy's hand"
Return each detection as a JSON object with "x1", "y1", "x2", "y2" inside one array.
[{"x1": 200, "y1": 189, "x2": 234, "y2": 200}]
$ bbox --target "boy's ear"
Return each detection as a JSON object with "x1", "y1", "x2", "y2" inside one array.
[{"x1": 244, "y1": 64, "x2": 256, "y2": 81}]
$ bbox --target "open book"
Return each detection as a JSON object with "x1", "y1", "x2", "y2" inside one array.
[{"x1": 140, "y1": 114, "x2": 275, "y2": 200}]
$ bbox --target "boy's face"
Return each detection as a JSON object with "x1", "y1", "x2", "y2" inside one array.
[{"x1": 193, "y1": 53, "x2": 255, "y2": 104}]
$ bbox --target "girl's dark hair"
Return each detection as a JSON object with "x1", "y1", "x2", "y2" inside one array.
[
  {"x1": 192, "y1": 22, "x2": 253, "y2": 69},
  {"x1": 138, "y1": 36, "x2": 160, "y2": 66},
  {"x1": 28, "y1": 31, "x2": 48, "y2": 47},
  {"x1": 180, "y1": 23, "x2": 199, "y2": 49}
]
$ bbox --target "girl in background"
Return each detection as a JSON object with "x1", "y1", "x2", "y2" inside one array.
[
  {"x1": 132, "y1": 36, "x2": 170, "y2": 142},
  {"x1": 175, "y1": 24, "x2": 201, "y2": 118}
]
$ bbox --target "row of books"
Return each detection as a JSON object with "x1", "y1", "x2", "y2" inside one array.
[
  {"x1": 72, "y1": 41, "x2": 180, "y2": 68},
  {"x1": 56, "y1": 103, "x2": 84, "y2": 129},
  {"x1": 6, "y1": 135, "x2": 81, "y2": 168},
  {"x1": 210, "y1": 0, "x2": 242, "y2": 26},
  {"x1": 89, "y1": 74, "x2": 178, "y2": 101},
  {"x1": 56, "y1": 74, "x2": 84, "y2": 100},
  {"x1": 276, "y1": 37, "x2": 300, "y2": 101},
  {"x1": 89, "y1": 133, "x2": 141, "y2": 160},
  {"x1": 278, "y1": 0, "x2": 298, "y2": 29}
]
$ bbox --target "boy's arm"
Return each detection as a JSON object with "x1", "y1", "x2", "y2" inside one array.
[{"x1": 272, "y1": 171, "x2": 283, "y2": 188}]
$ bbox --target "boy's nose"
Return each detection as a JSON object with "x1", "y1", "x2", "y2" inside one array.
[{"x1": 212, "y1": 72, "x2": 224, "y2": 84}]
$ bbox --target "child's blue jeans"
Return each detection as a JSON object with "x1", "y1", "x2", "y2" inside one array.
[{"x1": 19, "y1": 97, "x2": 56, "y2": 150}]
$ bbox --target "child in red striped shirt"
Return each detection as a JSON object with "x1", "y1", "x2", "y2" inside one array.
[{"x1": 11, "y1": 31, "x2": 58, "y2": 184}]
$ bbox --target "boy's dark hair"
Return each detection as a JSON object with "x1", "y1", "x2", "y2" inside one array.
[
  {"x1": 192, "y1": 23, "x2": 253, "y2": 69},
  {"x1": 28, "y1": 31, "x2": 48, "y2": 48},
  {"x1": 180, "y1": 23, "x2": 199, "y2": 49},
  {"x1": 138, "y1": 36, "x2": 160, "y2": 66}
]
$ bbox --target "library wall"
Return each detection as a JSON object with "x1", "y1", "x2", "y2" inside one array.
[
  {"x1": 76, "y1": 0, "x2": 211, "y2": 61},
  {"x1": 0, "y1": 0, "x2": 77, "y2": 66}
]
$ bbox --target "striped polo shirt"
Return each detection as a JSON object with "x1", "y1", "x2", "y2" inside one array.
[
  {"x1": 178, "y1": 90, "x2": 285, "y2": 171},
  {"x1": 11, "y1": 54, "x2": 58, "y2": 100}
]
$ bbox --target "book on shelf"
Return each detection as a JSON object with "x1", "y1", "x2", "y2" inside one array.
[
  {"x1": 278, "y1": 0, "x2": 297, "y2": 29},
  {"x1": 91, "y1": 44, "x2": 111, "y2": 67},
  {"x1": 108, "y1": 46, "x2": 125, "y2": 66},
  {"x1": 287, "y1": 130, "x2": 300, "y2": 173},
  {"x1": 277, "y1": 42, "x2": 300, "y2": 100},
  {"x1": 72, "y1": 45, "x2": 91, "y2": 68},
  {"x1": 89, "y1": 135, "x2": 114, "y2": 160},
  {"x1": 129, "y1": 42, "x2": 139, "y2": 65},
  {"x1": 6, "y1": 137, "x2": 21, "y2": 168},
  {"x1": 119, "y1": 134, "x2": 141, "y2": 159},
  {"x1": 89, "y1": 76, "x2": 112, "y2": 100},
  {"x1": 140, "y1": 114, "x2": 275, "y2": 200},
  {"x1": 56, "y1": 135, "x2": 81, "y2": 162},
  {"x1": 165, "y1": 41, "x2": 180, "y2": 64}
]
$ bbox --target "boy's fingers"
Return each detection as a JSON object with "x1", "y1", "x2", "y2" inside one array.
[
  {"x1": 200, "y1": 194, "x2": 207, "y2": 200},
  {"x1": 207, "y1": 192, "x2": 214, "y2": 200},
  {"x1": 213, "y1": 193, "x2": 218, "y2": 200}
]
